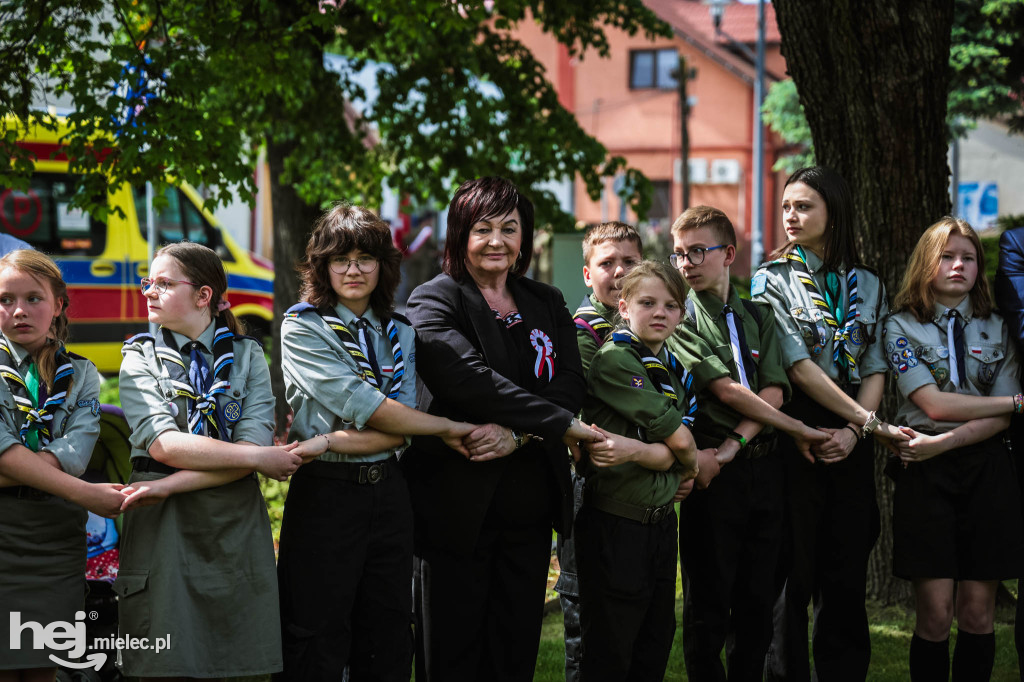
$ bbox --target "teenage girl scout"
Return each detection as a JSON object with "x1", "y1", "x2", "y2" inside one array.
[
  {"x1": 115, "y1": 242, "x2": 300, "y2": 678},
  {"x1": 669, "y1": 206, "x2": 829, "y2": 681},
  {"x1": 276, "y1": 204, "x2": 476, "y2": 680},
  {"x1": 752, "y1": 166, "x2": 908, "y2": 682},
  {"x1": 0, "y1": 249, "x2": 124, "y2": 677},
  {"x1": 576, "y1": 260, "x2": 701, "y2": 682},
  {"x1": 886, "y1": 217, "x2": 1024, "y2": 681}
]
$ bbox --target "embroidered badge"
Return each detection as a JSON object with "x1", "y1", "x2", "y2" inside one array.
[
  {"x1": 530, "y1": 329, "x2": 555, "y2": 381},
  {"x1": 886, "y1": 342, "x2": 895, "y2": 354},
  {"x1": 929, "y1": 364, "x2": 949, "y2": 385},
  {"x1": 750, "y1": 348, "x2": 760, "y2": 360},
  {"x1": 895, "y1": 337, "x2": 908, "y2": 348},
  {"x1": 812, "y1": 344, "x2": 824, "y2": 356},
  {"x1": 224, "y1": 400, "x2": 242, "y2": 423},
  {"x1": 850, "y1": 327, "x2": 864, "y2": 346},
  {"x1": 750, "y1": 273, "x2": 767, "y2": 296},
  {"x1": 631, "y1": 376, "x2": 645, "y2": 389},
  {"x1": 77, "y1": 398, "x2": 101, "y2": 416},
  {"x1": 898, "y1": 362, "x2": 909, "y2": 373}
]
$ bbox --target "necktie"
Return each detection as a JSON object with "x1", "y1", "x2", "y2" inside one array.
[
  {"x1": 356, "y1": 318, "x2": 382, "y2": 385},
  {"x1": 24, "y1": 362, "x2": 40, "y2": 451},
  {"x1": 945, "y1": 309, "x2": 967, "y2": 388},
  {"x1": 188, "y1": 343, "x2": 212, "y2": 394},
  {"x1": 723, "y1": 305, "x2": 756, "y2": 390}
]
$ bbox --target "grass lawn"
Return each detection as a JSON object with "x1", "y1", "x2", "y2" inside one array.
[{"x1": 533, "y1": 597, "x2": 1020, "y2": 681}]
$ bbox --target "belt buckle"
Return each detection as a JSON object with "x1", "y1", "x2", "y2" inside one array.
[
  {"x1": 646, "y1": 505, "x2": 667, "y2": 524},
  {"x1": 360, "y1": 463, "x2": 384, "y2": 484}
]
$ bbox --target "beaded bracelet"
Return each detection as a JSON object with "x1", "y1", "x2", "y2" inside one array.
[
  {"x1": 315, "y1": 432, "x2": 331, "y2": 453},
  {"x1": 1014, "y1": 394, "x2": 1024, "y2": 415}
]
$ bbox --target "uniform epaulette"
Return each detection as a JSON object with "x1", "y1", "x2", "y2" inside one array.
[
  {"x1": 391, "y1": 311, "x2": 412, "y2": 327},
  {"x1": 284, "y1": 302, "x2": 316, "y2": 318},
  {"x1": 124, "y1": 332, "x2": 155, "y2": 346},
  {"x1": 855, "y1": 263, "x2": 880, "y2": 278},
  {"x1": 234, "y1": 333, "x2": 265, "y2": 350},
  {"x1": 65, "y1": 350, "x2": 88, "y2": 361}
]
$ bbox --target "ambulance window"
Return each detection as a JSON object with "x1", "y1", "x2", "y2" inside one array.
[
  {"x1": 134, "y1": 186, "x2": 233, "y2": 262},
  {"x1": 0, "y1": 174, "x2": 106, "y2": 256}
]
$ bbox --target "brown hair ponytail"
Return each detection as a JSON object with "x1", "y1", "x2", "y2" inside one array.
[
  {"x1": 155, "y1": 242, "x2": 244, "y2": 335},
  {"x1": 0, "y1": 249, "x2": 72, "y2": 391}
]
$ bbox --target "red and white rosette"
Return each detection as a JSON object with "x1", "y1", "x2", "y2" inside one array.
[{"x1": 530, "y1": 328, "x2": 554, "y2": 380}]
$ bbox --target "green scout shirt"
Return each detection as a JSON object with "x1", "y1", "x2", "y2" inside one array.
[
  {"x1": 120, "y1": 320, "x2": 275, "y2": 460},
  {"x1": 752, "y1": 249, "x2": 889, "y2": 383},
  {"x1": 0, "y1": 335, "x2": 101, "y2": 476},
  {"x1": 670, "y1": 287, "x2": 791, "y2": 447},
  {"x1": 885, "y1": 298, "x2": 1022, "y2": 434},
  {"x1": 281, "y1": 303, "x2": 417, "y2": 463},
  {"x1": 581, "y1": 338, "x2": 691, "y2": 507},
  {"x1": 574, "y1": 293, "x2": 618, "y2": 373}
]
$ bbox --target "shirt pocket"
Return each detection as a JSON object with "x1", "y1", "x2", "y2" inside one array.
[
  {"x1": 218, "y1": 374, "x2": 248, "y2": 435},
  {"x1": 967, "y1": 343, "x2": 1005, "y2": 391},
  {"x1": 790, "y1": 306, "x2": 827, "y2": 355},
  {"x1": 156, "y1": 376, "x2": 188, "y2": 430},
  {"x1": 850, "y1": 299, "x2": 879, "y2": 359}
]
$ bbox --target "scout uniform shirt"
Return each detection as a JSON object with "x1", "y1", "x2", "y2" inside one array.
[
  {"x1": 582, "y1": 336, "x2": 694, "y2": 508},
  {"x1": 885, "y1": 298, "x2": 1021, "y2": 433},
  {"x1": 281, "y1": 303, "x2": 417, "y2": 463},
  {"x1": 119, "y1": 320, "x2": 275, "y2": 457},
  {"x1": 574, "y1": 293, "x2": 618, "y2": 373},
  {"x1": 0, "y1": 337, "x2": 101, "y2": 475},
  {"x1": 752, "y1": 249, "x2": 889, "y2": 383},
  {"x1": 669, "y1": 287, "x2": 791, "y2": 448}
]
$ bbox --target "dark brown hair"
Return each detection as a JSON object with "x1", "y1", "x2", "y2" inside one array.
[
  {"x1": 443, "y1": 177, "x2": 535, "y2": 281},
  {"x1": 893, "y1": 216, "x2": 992, "y2": 322},
  {"x1": 298, "y1": 203, "x2": 402, "y2": 319},
  {"x1": 581, "y1": 221, "x2": 644, "y2": 264},
  {"x1": 671, "y1": 205, "x2": 737, "y2": 247},
  {"x1": 0, "y1": 249, "x2": 72, "y2": 391},
  {"x1": 156, "y1": 242, "x2": 243, "y2": 335},
  {"x1": 769, "y1": 166, "x2": 859, "y2": 271}
]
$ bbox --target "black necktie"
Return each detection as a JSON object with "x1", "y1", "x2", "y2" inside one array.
[
  {"x1": 356, "y1": 318, "x2": 382, "y2": 385},
  {"x1": 945, "y1": 309, "x2": 967, "y2": 388},
  {"x1": 723, "y1": 304, "x2": 757, "y2": 390}
]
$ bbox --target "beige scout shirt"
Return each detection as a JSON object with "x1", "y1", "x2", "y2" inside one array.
[
  {"x1": 752, "y1": 249, "x2": 889, "y2": 383},
  {"x1": 884, "y1": 298, "x2": 1022, "y2": 433}
]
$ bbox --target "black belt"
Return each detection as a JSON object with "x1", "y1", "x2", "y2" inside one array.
[
  {"x1": 586, "y1": 490, "x2": 673, "y2": 525},
  {"x1": 740, "y1": 434, "x2": 777, "y2": 460},
  {"x1": 132, "y1": 458, "x2": 179, "y2": 475},
  {"x1": 305, "y1": 456, "x2": 397, "y2": 485},
  {"x1": 0, "y1": 485, "x2": 51, "y2": 501}
]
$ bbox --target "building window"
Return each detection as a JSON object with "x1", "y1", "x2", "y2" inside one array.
[
  {"x1": 648, "y1": 181, "x2": 672, "y2": 221},
  {"x1": 629, "y1": 49, "x2": 679, "y2": 90}
]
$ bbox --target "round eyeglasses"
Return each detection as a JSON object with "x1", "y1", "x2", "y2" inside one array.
[
  {"x1": 140, "y1": 277, "x2": 199, "y2": 295},
  {"x1": 669, "y1": 245, "x2": 726, "y2": 268},
  {"x1": 329, "y1": 256, "x2": 379, "y2": 274}
]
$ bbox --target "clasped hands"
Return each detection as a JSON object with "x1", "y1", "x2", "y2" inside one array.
[{"x1": 455, "y1": 419, "x2": 605, "y2": 463}]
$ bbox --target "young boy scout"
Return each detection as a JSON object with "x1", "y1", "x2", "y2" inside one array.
[
  {"x1": 556, "y1": 221, "x2": 642, "y2": 682},
  {"x1": 668, "y1": 206, "x2": 828, "y2": 681}
]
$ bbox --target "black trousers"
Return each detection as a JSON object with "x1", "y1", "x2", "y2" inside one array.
[
  {"x1": 680, "y1": 451, "x2": 784, "y2": 682},
  {"x1": 276, "y1": 460, "x2": 414, "y2": 682},
  {"x1": 765, "y1": 391, "x2": 880, "y2": 682},
  {"x1": 576, "y1": 504, "x2": 678, "y2": 682},
  {"x1": 555, "y1": 469, "x2": 586, "y2": 682},
  {"x1": 412, "y1": 456, "x2": 555, "y2": 682}
]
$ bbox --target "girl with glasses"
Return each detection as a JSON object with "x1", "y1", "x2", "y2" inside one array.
[
  {"x1": 115, "y1": 241, "x2": 301, "y2": 679},
  {"x1": 276, "y1": 203, "x2": 478, "y2": 681}
]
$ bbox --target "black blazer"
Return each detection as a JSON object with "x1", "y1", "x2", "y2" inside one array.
[{"x1": 402, "y1": 272, "x2": 585, "y2": 554}]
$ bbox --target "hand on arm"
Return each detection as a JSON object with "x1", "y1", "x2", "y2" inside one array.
[
  {"x1": 290, "y1": 429, "x2": 406, "y2": 464},
  {"x1": 812, "y1": 426, "x2": 859, "y2": 464},
  {"x1": 563, "y1": 418, "x2": 605, "y2": 464},
  {"x1": 663, "y1": 424, "x2": 698, "y2": 481},
  {"x1": 908, "y1": 383, "x2": 1016, "y2": 422},
  {"x1": 0, "y1": 443, "x2": 127, "y2": 517},
  {"x1": 673, "y1": 477, "x2": 695, "y2": 502},
  {"x1": 897, "y1": 415, "x2": 1011, "y2": 464},
  {"x1": 365, "y1": 399, "x2": 477, "y2": 457},
  {"x1": 585, "y1": 424, "x2": 676, "y2": 471},
  {"x1": 709, "y1": 378, "x2": 829, "y2": 457},
  {"x1": 148, "y1": 432, "x2": 302, "y2": 481}
]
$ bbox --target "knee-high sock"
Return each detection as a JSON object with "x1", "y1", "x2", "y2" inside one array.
[
  {"x1": 910, "y1": 633, "x2": 949, "y2": 682},
  {"x1": 952, "y1": 630, "x2": 995, "y2": 682}
]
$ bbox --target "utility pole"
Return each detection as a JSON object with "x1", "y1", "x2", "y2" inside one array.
[{"x1": 675, "y1": 57, "x2": 696, "y2": 212}]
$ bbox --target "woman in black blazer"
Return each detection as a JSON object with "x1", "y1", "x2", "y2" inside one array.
[{"x1": 404, "y1": 177, "x2": 601, "y2": 682}]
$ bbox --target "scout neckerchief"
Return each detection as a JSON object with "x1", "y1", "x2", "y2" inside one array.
[
  {"x1": 155, "y1": 319, "x2": 234, "y2": 440},
  {"x1": 284, "y1": 303, "x2": 404, "y2": 400},
  {"x1": 0, "y1": 336, "x2": 74, "y2": 449},
  {"x1": 785, "y1": 245, "x2": 859, "y2": 381},
  {"x1": 574, "y1": 296, "x2": 614, "y2": 347},
  {"x1": 611, "y1": 329, "x2": 697, "y2": 428},
  {"x1": 943, "y1": 308, "x2": 968, "y2": 388}
]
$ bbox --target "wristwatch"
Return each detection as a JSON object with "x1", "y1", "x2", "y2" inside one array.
[
  {"x1": 861, "y1": 411, "x2": 882, "y2": 438},
  {"x1": 510, "y1": 430, "x2": 526, "y2": 450}
]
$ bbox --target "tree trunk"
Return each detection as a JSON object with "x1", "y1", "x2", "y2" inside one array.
[
  {"x1": 267, "y1": 139, "x2": 321, "y2": 437},
  {"x1": 773, "y1": 0, "x2": 955, "y2": 604}
]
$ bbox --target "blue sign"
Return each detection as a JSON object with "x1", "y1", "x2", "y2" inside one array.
[{"x1": 959, "y1": 182, "x2": 998, "y2": 229}]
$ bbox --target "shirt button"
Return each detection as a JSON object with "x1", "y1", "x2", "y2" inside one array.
[{"x1": 233, "y1": 390, "x2": 241, "y2": 397}]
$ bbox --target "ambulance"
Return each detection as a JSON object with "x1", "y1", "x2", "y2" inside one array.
[{"x1": 0, "y1": 118, "x2": 274, "y2": 373}]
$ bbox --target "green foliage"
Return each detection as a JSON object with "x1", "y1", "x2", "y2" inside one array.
[
  {"x1": 997, "y1": 213, "x2": 1024, "y2": 231},
  {"x1": 258, "y1": 475, "x2": 289, "y2": 545},
  {"x1": 763, "y1": 0, "x2": 1024, "y2": 168},
  {"x1": 1, "y1": 0, "x2": 671, "y2": 228},
  {"x1": 99, "y1": 376, "x2": 121, "y2": 407}
]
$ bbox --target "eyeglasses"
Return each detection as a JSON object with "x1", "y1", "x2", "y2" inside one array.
[
  {"x1": 140, "y1": 277, "x2": 199, "y2": 295},
  {"x1": 670, "y1": 245, "x2": 726, "y2": 268},
  {"x1": 329, "y1": 256, "x2": 379, "y2": 274}
]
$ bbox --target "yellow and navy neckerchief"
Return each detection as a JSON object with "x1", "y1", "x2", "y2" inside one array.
[
  {"x1": 285, "y1": 302, "x2": 404, "y2": 400},
  {"x1": 574, "y1": 296, "x2": 615, "y2": 347},
  {"x1": 611, "y1": 328, "x2": 697, "y2": 428},
  {"x1": 0, "y1": 336, "x2": 74, "y2": 449},
  {"x1": 785, "y1": 246, "x2": 859, "y2": 381}
]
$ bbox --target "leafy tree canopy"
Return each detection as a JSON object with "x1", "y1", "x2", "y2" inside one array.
[{"x1": 1, "y1": 0, "x2": 670, "y2": 226}]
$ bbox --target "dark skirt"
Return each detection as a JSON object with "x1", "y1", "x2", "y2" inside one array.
[
  {"x1": 114, "y1": 470, "x2": 282, "y2": 677},
  {"x1": 893, "y1": 434, "x2": 1024, "y2": 580}
]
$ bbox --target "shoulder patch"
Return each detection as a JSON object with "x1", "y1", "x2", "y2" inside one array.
[
  {"x1": 284, "y1": 302, "x2": 316, "y2": 317},
  {"x1": 124, "y1": 332, "x2": 155, "y2": 346},
  {"x1": 631, "y1": 375, "x2": 645, "y2": 389},
  {"x1": 750, "y1": 272, "x2": 767, "y2": 297}
]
